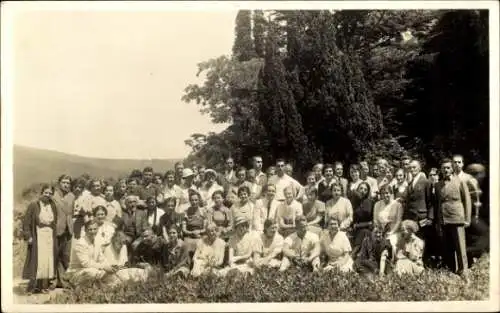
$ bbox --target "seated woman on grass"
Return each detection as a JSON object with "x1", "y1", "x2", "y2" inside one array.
[
  {"x1": 221, "y1": 216, "x2": 260, "y2": 276},
  {"x1": 354, "y1": 225, "x2": 393, "y2": 277},
  {"x1": 394, "y1": 220, "x2": 425, "y2": 276},
  {"x1": 280, "y1": 215, "x2": 321, "y2": 272},
  {"x1": 102, "y1": 230, "x2": 151, "y2": 287},
  {"x1": 254, "y1": 219, "x2": 284, "y2": 269},
  {"x1": 162, "y1": 224, "x2": 191, "y2": 277},
  {"x1": 191, "y1": 223, "x2": 226, "y2": 277},
  {"x1": 320, "y1": 217, "x2": 353, "y2": 273}
]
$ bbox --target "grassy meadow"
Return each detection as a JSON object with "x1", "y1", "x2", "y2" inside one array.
[{"x1": 45, "y1": 254, "x2": 490, "y2": 303}]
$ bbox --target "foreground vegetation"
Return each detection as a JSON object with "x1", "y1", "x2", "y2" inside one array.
[{"x1": 46, "y1": 254, "x2": 489, "y2": 303}]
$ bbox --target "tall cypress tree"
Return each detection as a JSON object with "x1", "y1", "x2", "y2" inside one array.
[
  {"x1": 259, "y1": 24, "x2": 313, "y2": 171},
  {"x1": 285, "y1": 11, "x2": 385, "y2": 163},
  {"x1": 233, "y1": 10, "x2": 256, "y2": 61},
  {"x1": 253, "y1": 10, "x2": 266, "y2": 58}
]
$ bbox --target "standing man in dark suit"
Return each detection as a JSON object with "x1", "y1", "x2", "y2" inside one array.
[
  {"x1": 404, "y1": 160, "x2": 435, "y2": 264},
  {"x1": 52, "y1": 174, "x2": 75, "y2": 288}
]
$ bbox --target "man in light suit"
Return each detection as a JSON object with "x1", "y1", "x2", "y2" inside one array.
[{"x1": 52, "y1": 174, "x2": 75, "y2": 288}]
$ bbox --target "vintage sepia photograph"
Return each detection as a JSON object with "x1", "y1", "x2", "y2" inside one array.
[{"x1": 1, "y1": 1, "x2": 499, "y2": 312}]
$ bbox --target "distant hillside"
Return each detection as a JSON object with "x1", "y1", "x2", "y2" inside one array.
[{"x1": 13, "y1": 145, "x2": 181, "y2": 199}]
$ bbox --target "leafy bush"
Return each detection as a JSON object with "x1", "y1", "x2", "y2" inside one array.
[{"x1": 47, "y1": 254, "x2": 489, "y2": 303}]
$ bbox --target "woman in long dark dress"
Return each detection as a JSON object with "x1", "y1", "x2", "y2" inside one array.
[
  {"x1": 22, "y1": 184, "x2": 58, "y2": 294},
  {"x1": 349, "y1": 182, "x2": 374, "y2": 257}
]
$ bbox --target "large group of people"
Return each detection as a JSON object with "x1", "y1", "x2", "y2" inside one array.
[{"x1": 21, "y1": 154, "x2": 490, "y2": 294}]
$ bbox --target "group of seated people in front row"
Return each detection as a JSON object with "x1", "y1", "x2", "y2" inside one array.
[
  {"x1": 67, "y1": 203, "x2": 425, "y2": 288},
  {"x1": 21, "y1": 155, "x2": 489, "y2": 293}
]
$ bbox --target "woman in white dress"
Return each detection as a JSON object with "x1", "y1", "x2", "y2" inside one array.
[
  {"x1": 373, "y1": 185, "x2": 403, "y2": 246},
  {"x1": 102, "y1": 230, "x2": 151, "y2": 287},
  {"x1": 222, "y1": 217, "x2": 260, "y2": 276},
  {"x1": 22, "y1": 185, "x2": 58, "y2": 293},
  {"x1": 191, "y1": 223, "x2": 226, "y2": 277},
  {"x1": 320, "y1": 217, "x2": 353, "y2": 273},
  {"x1": 92, "y1": 205, "x2": 117, "y2": 255}
]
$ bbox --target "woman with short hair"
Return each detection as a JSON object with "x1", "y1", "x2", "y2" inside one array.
[
  {"x1": 392, "y1": 168, "x2": 409, "y2": 201},
  {"x1": 350, "y1": 182, "x2": 374, "y2": 256},
  {"x1": 162, "y1": 224, "x2": 191, "y2": 277},
  {"x1": 276, "y1": 186, "x2": 303, "y2": 238},
  {"x1": 373, "y1": 185, "x2": 403, "y2": 238},
  {"x1": 254, "y1": 219, "x2": 284, "y2": 268},
  {"x1": 205, "y1": 190, "x2": 233, "y2": 241},
  {"x1": 354, "y1": 226, "x2": 393, "y2": 276},
  {"x1": 394, "y1": 220, "x2": 425, "y2": 276},
  {"x1": 181, "y1": 191, "x2": 207, "y2": 256},
  {"x1": 22, "y1": 184, "x2": 58, "y2": 294},
  {"x1": 301, "y1": 187, "x2": 325, "y2": 235},
  {"x1": 325, "y1": 182, "x2": 353, "y2": 231},
  {"x1": 320, "y1": 217, "x2": 353, "y2": 272},
  {"x1": 231, "y1": 185, "x2": 257, "y2": 231},
  {"x1": 347, "y1": 164, "x2": 363, "y2": 199},
  {"x1": 92, "y1": 205, "x2": 117, "y2": 254},
  {"x1": 103, "y1": 184, "x2": 122, "y2": 223}
]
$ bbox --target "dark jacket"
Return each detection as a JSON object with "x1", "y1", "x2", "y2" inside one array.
[
  {"x1": 404, "y1": 174, "x2": 433, "y2": 222},
  {"x1": 52, "y1": 189, "x2": 75, "y2": 236}
]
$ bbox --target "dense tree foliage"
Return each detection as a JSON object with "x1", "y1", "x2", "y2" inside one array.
[{"x1": 181, "y1": 9, "x2": 489, "y2": 177}]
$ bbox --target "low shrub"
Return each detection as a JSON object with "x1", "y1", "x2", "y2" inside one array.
[{"x1": 47, "y1": 254, "x2": 489, "y2": 303}]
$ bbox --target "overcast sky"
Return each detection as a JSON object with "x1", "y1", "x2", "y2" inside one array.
[{"x1": 12, "y1": 10, "x2": 234, "y2": 159}]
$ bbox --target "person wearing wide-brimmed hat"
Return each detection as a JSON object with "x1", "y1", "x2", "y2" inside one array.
[
  {"x1": 220, "y1": 216, "x2": 259, "y2": 276},
  {"x1": 178, "y1": 168, "x2": 199, "y2": 211},
  {"x1": 190, "y1": 223, "x2": 226, "y2": 277},
  {"x1": 199, "y1": 169, "x2": 224, "y2": 208}
]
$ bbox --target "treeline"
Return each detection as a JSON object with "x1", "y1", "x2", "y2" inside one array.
[{"x1": 181, "y1": 10, "x2": 489, "y2": 179}]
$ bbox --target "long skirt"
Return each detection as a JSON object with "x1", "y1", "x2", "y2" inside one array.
[{"x1": 36, "y1": 226, "x2": 55, "y2": 280}]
